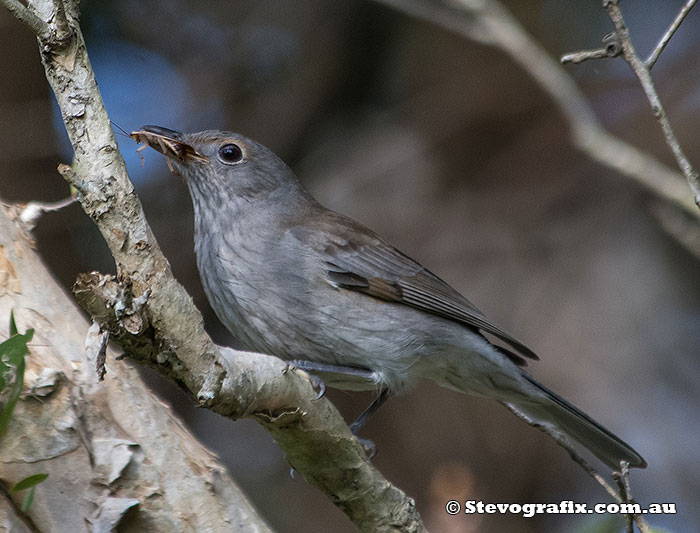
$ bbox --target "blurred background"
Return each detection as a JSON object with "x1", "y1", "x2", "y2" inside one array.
[{"x1": 1, "y1": 0, "x2": 699, "y2": 531}]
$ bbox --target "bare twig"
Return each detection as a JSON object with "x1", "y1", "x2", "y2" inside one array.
[
  {"x1": 560, "y1": 47, "x2": 611, "y2": 65},
  {"x1": 561, "y1": 32, "x2": 621, "y2": 65},
  {"x1": 0, "y1": 0, "x2": 50, "y2": 39},
  {"x1": 604, "y1": 0, "x2": 700, "y2": 207},
  {"x1": 613, "y1": 462, "x2": 633, "y2": 533},
  {"x1": 15, "y1": 195, "x2": 77, "y2": 229},
  {"x1": 562, "y1": 0, "x2": 698, "y2": 70},
  {"x1": 646, "y1": 0, "x2": 698, "y2": 70},
  {"x1": 375, "y1": 0, "x2": 699, "y2": 231},
  {"x1": 502, "y1": 403, "x2": 622, "y2": 501},
  {"x1": 612, "y1": 461, "x2": 650, "y2": 533},
  {"x1": 370, "y1": 1, "x2": 654, "y2": 528},
  {"x1": 506, "y1": 403, "x2": 651, "y2": 532}
]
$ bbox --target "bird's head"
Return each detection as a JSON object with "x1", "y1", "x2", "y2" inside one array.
[{"x1": 130, "y1": 125, "x2": 303, "y2": 209}]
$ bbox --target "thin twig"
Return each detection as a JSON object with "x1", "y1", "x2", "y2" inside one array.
[
  {"x1": 561, "y1": 32, "x2": 622, "y2": 65},
  {"x1": 376, "y1": 0, "x2": 699, "y2": 226},
  {"x1": 604, "y1": 0, "x2": 700, "y2": 207},
  {"x1": 502, "y1": 403, "x2": 622, "y2": 502},
  {"x1": 0, "y1": 0, "x2": 51, "y2": 38},
  {"x1": 613, "y1": 461, "x2": 651, "y2": 533},
  {"x1": 613, "y1": 462, "x2": 633, "y2": 533},
  {"x1": 560, "y1": 47, "x2": 611, "y2": 65},
  {"x1": 645, "y1": 0, "x2": 698, "y2": 70},
  {"x1": 618, "y1": 461, "x2": 633, "y2": 527},
  {"x1": 507, "y1": 403, "x2": 651, "y2": 532},
  {"x1": 16, "y1": 195, "x2": 77, "y2": 229}
]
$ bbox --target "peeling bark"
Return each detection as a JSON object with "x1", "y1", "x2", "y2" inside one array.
[
  {"x1": 0, "y1": 0, "x2": 425, "y2": 530},
  {"x1": 0, "y1": 206, "x2": 271, "y2": 532}
]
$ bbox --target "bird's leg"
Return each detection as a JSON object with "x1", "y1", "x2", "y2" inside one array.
[
  {"x1": 287, "y1": 360, "x2": 389, "y2": 457},
  {"x1": 349, "y1": 387, "x2": 390, "y2": 434},
  {"x1": 288, "y1": 360, "x2": 379, "y2": 400},
  {"x1": 348, "y1": 388, "x2": 390, "y2": 458},
  {"x1": 289, "y1": 360, "x2": 379, "y2": 381}
]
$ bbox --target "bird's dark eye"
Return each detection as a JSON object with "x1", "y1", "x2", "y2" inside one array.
[{"x1": 218, "y1": 143, "x2": 244, "y2": 164}]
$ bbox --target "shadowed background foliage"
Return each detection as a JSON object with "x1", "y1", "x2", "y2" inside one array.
[{"x1": 1, "y1": 1, "x2": 698, "y2": 531}]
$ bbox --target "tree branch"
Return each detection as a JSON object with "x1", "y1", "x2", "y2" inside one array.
[
  {"x1": 560, "y1": 0, "x2": 700, "y2": 209},
  {"x1": 561, "y1": 32, "x2": 622, "y2": 65},
  {"x1": 0, "y1": 204, "x2": 273, "y2": 532},
  {"x1": 373, "y1": 0, "x2": 698, "y2": 247},
  {"x1": 645, "y1": 0, "x2": 698, "y2": 70},
  {"x1": 5, "y1": 0, "x2": 424, "y2": 530},
  {"x1": 603, "y1": 0, "x2": 700, "y2": 207},
  {"x1": 0, "y1": 0, "x2": 50, "y2": 39},
  {"x1": 504, "y1": 405, "x2": 650, "y2": 532},
  {"x1": 502, "y1": 404, "x2": 620, "y2": 501},
  {"x1": 371, "y1": 0, "x2": 657, "y2": 527}
]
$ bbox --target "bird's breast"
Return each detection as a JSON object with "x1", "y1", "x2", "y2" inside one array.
[{"x1": 192, "y1": 219, "x2": 453, "y2": 393}]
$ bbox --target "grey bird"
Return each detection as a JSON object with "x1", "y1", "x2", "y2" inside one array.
[{"x1": 132, "y1": 125, "x2": 646, "y2": 470}]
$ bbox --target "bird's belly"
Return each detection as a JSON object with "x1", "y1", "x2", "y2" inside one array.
[{"x1": 201, "y1": 266, "x2": 449, "y2": 391}]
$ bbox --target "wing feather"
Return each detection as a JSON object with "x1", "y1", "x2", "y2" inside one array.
[{"x1": 295, "y1": 210, "x2": 539, "y2": 362}]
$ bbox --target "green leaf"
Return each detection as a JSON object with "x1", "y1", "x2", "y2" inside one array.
[
  {"x1": 0, "y1": 334, "x2": 30, "y2": 392},
  {"x1": 9, "y1": 310, "x2": 17, "y2": 337},
  {"x1": 0, "y1": 321, "x2": 33, "y2": 438},
  {"x1": 20, "y1": 486, "x2": 35, "y2": 512},
  {"x1": 10, "y1": 473, "x2": 48, "y2": 493}
]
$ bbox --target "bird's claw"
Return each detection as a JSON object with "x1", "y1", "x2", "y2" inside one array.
[
  {"x1": 285, "y1": 362, "x2": 326, "y2": 400},
  {"x1": 355, "y1": 436, "x2": 377, "y2": 459},
  {"x1": 309, "y1": 374, "x2": 326, "y2": 400}
]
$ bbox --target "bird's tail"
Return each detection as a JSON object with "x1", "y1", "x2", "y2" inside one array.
[{"x1": 503, "y1": 374, "x2": 646, "y2": 470}]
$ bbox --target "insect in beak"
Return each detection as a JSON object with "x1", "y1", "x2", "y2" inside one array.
[{"x1": 130, "y1": 125, "x2": 208, "y2": 174}]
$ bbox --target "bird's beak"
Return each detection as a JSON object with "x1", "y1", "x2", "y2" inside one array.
[{"x1": 130, "y1": 125, "x2": 209, "y2": 164}]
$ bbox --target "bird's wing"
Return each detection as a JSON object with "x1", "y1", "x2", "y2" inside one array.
[{"x1": 293, "y1": 210, "x2": 539, "y2": 363}]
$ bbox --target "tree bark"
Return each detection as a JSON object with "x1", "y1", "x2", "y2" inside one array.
[
  {"x1": 0, "y1": 1, "x2": 425, "y2": 530},
  {"x1": 0, "y1": 205, "x2": 271, "y2": 532}
]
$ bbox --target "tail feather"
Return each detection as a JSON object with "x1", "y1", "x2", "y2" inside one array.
[{"x1": 507, "y1": 374, "x2": 646, "y2": 470}]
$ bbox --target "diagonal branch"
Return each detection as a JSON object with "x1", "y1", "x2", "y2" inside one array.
[
  {"x1": 0, "y1": 0, "x2": 50, "y2": 38},
  {"x1": 603, "y1": 0, "x2": 700, "y2": 207},
  {"x1": 646, "y1": 0, "x2": 698, "y2": 70},
  {"x1": 502, "y1": 404, "x2": 620, "y2": 501},
  {"x1": 4, "y1": 0, "x2": 424, "y2": 530},
  {"x1": 506, "y1": 404, "x2": 650, "y2": 532},
  {"x1": 374, "y1": 0, "x2": 699, "y2": 223}
]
